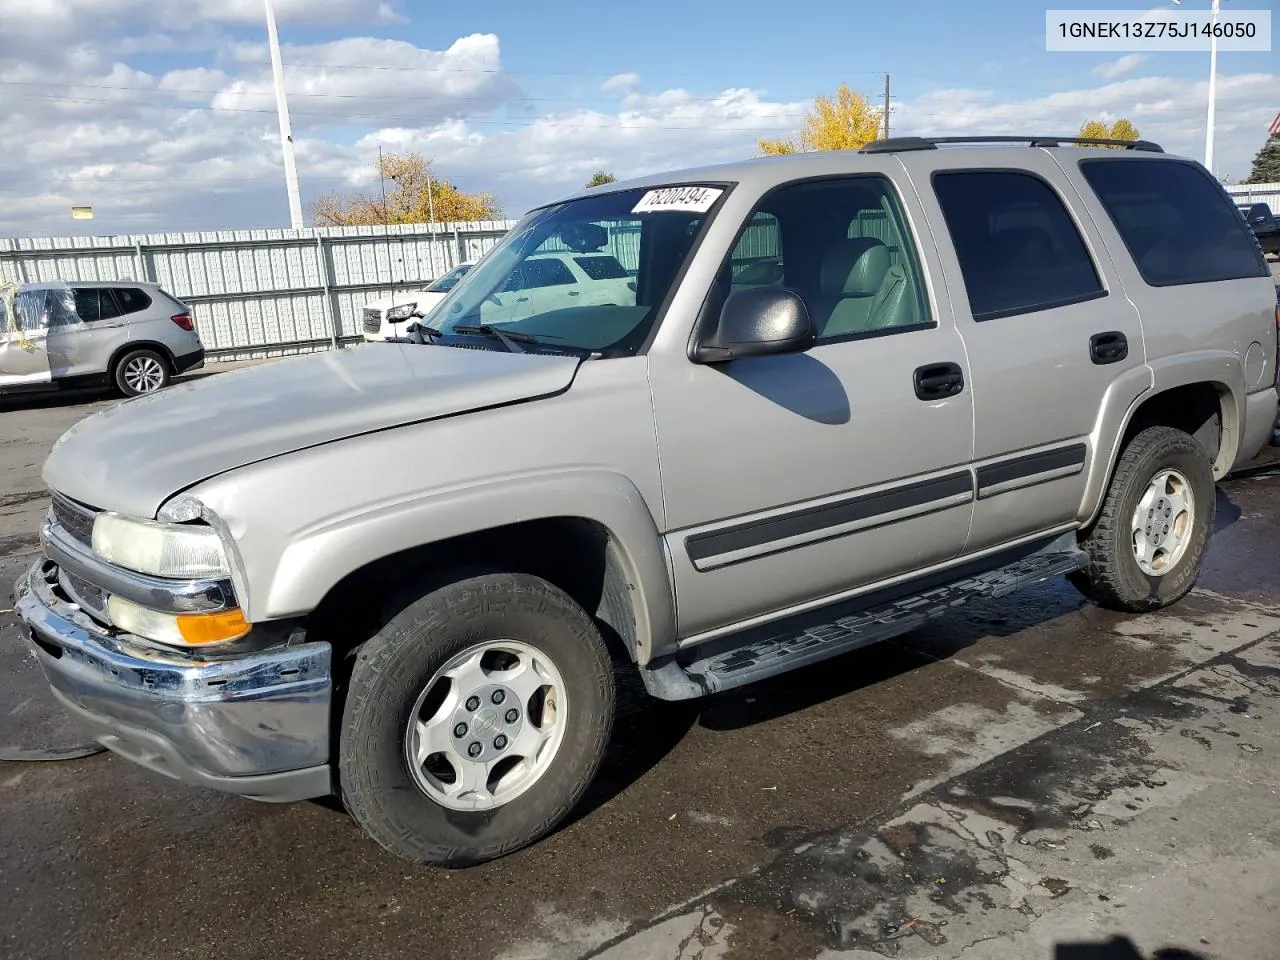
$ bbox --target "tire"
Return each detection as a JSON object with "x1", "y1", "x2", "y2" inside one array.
[
  {"x1": 114, "y1": 348, "x2": 171, "y2": 397},
  {"x1": 1070, "y1": 425, "x2": 1216, "y2": 612},
  {"x1": 338, "y1": 572, "x2": 615, "y2": 867}
]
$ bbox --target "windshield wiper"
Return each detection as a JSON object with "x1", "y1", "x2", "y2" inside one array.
[{"x1": 451, "y1": 324, "x2": 539, "y2": 354}]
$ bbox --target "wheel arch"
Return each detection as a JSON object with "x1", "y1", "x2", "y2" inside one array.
[
  {"x1": 266, "y1": 472, "x2": 676, "y2": 667},
  {"x1": 1081, "y1": 354, "x2": 1242, "y2": 529},
  {"x1": 109, "y1": 340, "x2": 177, "y2": 378}
]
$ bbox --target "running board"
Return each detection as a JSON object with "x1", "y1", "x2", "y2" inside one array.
[{"x1": 639, "y1": 533, "x2": 1088, "y2": 701}]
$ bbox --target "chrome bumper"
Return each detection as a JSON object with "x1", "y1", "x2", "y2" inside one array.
[{"x1": 13, "y1": 561, "x2": 332, "y2": 802}]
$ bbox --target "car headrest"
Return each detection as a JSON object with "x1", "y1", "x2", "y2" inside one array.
[{"x1": 820, "y1": 238, "x2": 891, "y2": 296}]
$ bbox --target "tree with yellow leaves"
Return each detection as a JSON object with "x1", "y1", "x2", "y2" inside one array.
[
  {"x1": 313, "y1": 151, "x2": 501, "y2": 227},
  {"x1": 1078, "y1": 118, "x2": 1141, "y2": 147},
  {"x1": 759, "y1": 83, "x2": 883, "y2": 156}
]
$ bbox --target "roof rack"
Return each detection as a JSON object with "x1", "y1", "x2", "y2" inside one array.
[{"x1": 859, "y1": 135, "x2": 1164, "y2": 154}]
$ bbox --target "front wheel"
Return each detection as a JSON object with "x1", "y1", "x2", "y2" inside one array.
[
  {"x1": 338, "y1": 573, "x2": 615, "y2": 867},
  {"x1": 1070, "y1": 425, "x2": 1216, "y2": 612}
]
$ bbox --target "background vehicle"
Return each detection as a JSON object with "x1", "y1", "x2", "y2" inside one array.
[
  {"x1": 0, "y1": 280, "x2": 204, "y2": 397},
  {"x1": 16, "y1": 136, "x2": 1278, "y2": 871},
  {"x1": 1237, "y1": 202, "x2": 1280, "y2": 258},
  {"x1": 474, "y1": 251, "x2": 637, "y2": 325},
  {"x1": 362, "y1": 261, "x2": 476, "y2": 342}
]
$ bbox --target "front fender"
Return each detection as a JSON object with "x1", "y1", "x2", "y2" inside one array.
[{"x1": 262, "y1": 469, "x2": 674, "y2": 663}]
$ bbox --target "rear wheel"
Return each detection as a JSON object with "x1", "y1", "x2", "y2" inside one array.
[
  {"x1": 338, "y1": 572, "x2": 615, "y2": 867},
  {"x1": 114, "y1": 348, "x2": 170, "y2": 396},
  {"x1": 1070, "y1": 425, "x2": 1215, "y2": 612}
]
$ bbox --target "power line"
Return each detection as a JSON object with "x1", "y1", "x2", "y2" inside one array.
[{"x1": 0, "y1": 91, "x2": 814, "y2": 127}]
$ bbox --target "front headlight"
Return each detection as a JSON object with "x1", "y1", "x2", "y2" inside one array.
[
  {"x1": 107, "y1": 595, "x2": 250, "y2": 646},
  {"x1": 91, "y1": 513, "x2": 230, "y2": 579},
  {"x1": 386, "y1": 303, "x2": 417, "y2": 321}
]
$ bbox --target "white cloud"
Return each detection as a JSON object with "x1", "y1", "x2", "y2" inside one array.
[
  {"x1": 211, "y1": 34, "x2": 521, "y2": 125},
  {"x1": 894, "y1": 72, "x2": 1276, "y2": 172},
  {"x1": 1093, "y1": 54, "x2": 1148, "y2": 79},
  {"x1": 601, "y1": 72, "x2": 640, "y2": 93},
  {"x1": 1, "y1": 16, "x2": 1276, "y2": 239},
  {"x1": 0, "y1": 0, "x2": 403, "y2": 34}
]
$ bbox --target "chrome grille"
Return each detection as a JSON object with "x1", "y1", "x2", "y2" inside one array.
[
  {"x1": 362, "y1": 308, "x2": 383, "y2": 333},
  {"x1": 50, "y1": 492, "x2": 98, "y2": 547},
  {"x1": 59, "y1": 567, "x2": 110, "y2": 623}
]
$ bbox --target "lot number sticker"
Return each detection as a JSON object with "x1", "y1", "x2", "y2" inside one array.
[{"x1": 632, "y1": 186, "x2": 723, "y2": 214}]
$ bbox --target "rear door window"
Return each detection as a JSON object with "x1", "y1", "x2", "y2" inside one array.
[
  {"x1": 932, "y1": 170, "x2": 1105, "y2": 321},
  {"x1": 112, "y1": 287, "x2": 154, "y2": 315},
  {"x1": 1078, "y1": 159, "x2": 1268, "y2": 286},
  {"x1": 522, "y1": 258, "x2": 576, "y2": 288},
  {"x1": 573, "y1": 255, "x2": 629, "y2": 280},
  {"x1": 72, "y1": 288, "x2": 124, "y2": 323},
  {"x1": 72, "y1": 289, "x2": 101, "y2": 323}
]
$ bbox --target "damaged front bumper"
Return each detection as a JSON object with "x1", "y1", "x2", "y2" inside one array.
[{"x1": 13, "y1": 561, "x2": 332, "y2": 802}]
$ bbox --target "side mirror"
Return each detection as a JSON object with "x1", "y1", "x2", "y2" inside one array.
[{"x1": 691, "y1": 287, "x2": 816, "y2": 364}]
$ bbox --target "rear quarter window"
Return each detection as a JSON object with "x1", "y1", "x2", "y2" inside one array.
[
  {"x1": 112, "y1": 287, "x2": 154, "y2": 314},
  {"x1": 1078, "y1": 159, "x2": 1267, "y2": 286}
]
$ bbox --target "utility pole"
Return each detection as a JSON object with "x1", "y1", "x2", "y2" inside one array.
[
  {"x1": 883, "y1": 73, "x2": 891, "y2": 140},
  {"x1": 426, "y1": 165, "x2": 437, "y2": 230},
  {"x1": 265, "y1": 0, "x2": 304, "y2": 229},
  {"x1": 378, "y1": 145, "x2": 387, "y2": 218}
]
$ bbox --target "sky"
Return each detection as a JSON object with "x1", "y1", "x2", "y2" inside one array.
[{"x1": 0, "y1": 0, "x2": 1276, "y2": 237}]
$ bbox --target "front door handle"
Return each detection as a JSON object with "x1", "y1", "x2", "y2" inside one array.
[
  {"x1": 914, "y1": 362, "x2": 964, "y2": 401},
  {"x1": 1090, "y1": 331, "x2": 1128, "y2": 365}
]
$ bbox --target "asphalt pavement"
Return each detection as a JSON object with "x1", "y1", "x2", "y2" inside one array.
[{"x1": 3, "y1": 352, "x2": 1280, "y2": 960}]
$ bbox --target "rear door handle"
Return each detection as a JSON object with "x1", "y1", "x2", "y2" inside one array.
[
  {"x1": 1090, "y1": 331, "x2": 1128, "y2": 365},
  {"x1": 914, "y1": 361, "x2": 965, "y2": 401}
]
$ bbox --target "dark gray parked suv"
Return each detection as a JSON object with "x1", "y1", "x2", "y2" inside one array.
[{"x1": 0, "y1": 280, "x2": 205, "y2": 397}]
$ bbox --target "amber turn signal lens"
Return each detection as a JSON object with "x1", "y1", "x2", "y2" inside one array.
[{"x1": 176, "y1": 608, "x2": 251, "y2": 646}]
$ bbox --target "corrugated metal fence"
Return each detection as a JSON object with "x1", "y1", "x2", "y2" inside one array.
[
  {"x1": 1228, "y1": 182, "x2": 1280, "y2": 212},
  {"x1": 0, "y1": 221, "x2": 519, "y2": 360}
]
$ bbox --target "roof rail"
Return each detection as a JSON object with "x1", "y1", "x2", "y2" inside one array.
[{"x1": 859, "y1": 135, "x2": 1164, "y2": 154}]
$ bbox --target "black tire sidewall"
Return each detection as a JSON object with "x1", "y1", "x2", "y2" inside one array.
[
  {"x1": 338, "y1": 574, "x2": 614, "y2": 867},
  {"x1": 1108, "y1": 433, "x2": 1215, "y2": 607},
  {"x1": 114, "y1": 349, "x2": 170, "y2": 397}
]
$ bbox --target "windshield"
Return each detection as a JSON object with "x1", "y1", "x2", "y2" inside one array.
[
  {"x1": 425, "y1": 263, "x2": 471, "y2": 293},
  {"x1": 427, "y1": 184, "x2": 725, "y2": 355}
]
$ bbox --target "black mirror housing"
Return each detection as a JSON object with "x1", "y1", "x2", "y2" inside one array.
[{"x1": 692, "y1": 286, "x2": 817, "y2": 363}]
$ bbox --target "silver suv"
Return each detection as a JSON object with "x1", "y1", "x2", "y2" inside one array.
[
  {"x1": 0, "y1": 280, "x2": 204, "y2": 397},
  {"x1": 14, "y1": 135, "x2": 1279, "y2": 868}
]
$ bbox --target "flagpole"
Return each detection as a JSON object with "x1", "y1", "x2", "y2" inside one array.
[
  {"x1": 265, "y1": 0, "x2": 304, "y2": 229},
  {"x1": 1204, "y1": 0, "x2": 1221, "y2": 175}
]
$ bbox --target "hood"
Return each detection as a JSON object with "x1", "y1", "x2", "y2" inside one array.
[
  {"x1": 44, "y1": 343, "x2": 581, "y2": 518},
  {"x1": 364, "y1": 289, "x2": 445, "y2": 311}
]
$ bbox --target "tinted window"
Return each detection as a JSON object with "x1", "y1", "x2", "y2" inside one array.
[
  {"x1": 73, "y1": 289, "x2": 101, "y2": 323},
  {"x1": 933, "y1": 171, "x2": 1104, "y2": 321},
  {"x1": 573, "y1": 255, "x2": 629, "y2": 280},
  {"x1": 113, "y1": 287, "x2": 153, "y2": 314},
  {"x1": 72, "y1": 288, "x2": 123, "y2": 323},
  {"x1": 522, "y1": 258, "x2": 576, "y2": 288},
  {"x1": 719, "y1": 177, "x2": 931, "y2": 342},
  {"x1": 1079, "y1": 159, "x2": 1267, "y2": 286}
]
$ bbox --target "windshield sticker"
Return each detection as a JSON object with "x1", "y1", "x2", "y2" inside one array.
[{"x1": 631, "y1": 186, "x2": 723, "y2": 215}]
